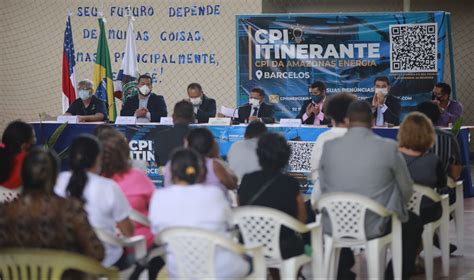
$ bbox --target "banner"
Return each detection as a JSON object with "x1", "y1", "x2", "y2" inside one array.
[{"x1": 236, "y1": 12, "x2": 447, "y2": 120}]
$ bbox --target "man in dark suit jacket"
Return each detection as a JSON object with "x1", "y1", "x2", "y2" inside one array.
[
  {"x1": 367, "y1": 76, "x2": 400, "y2": 126},
  {"x1": 120, "y1": 74, "x2": 167, "y2": 122},
  {"x1": 153, "y1": 100, "x2": 195, "y2": 166},
  {"x1": 187, "y1": 83, "x2": 216, "y2": 123},
  {"x1": 237, "y1": 88, "x2": 275, "y2": 124},
  {"x1": 296, "y1": 81, "x2": 330, "y2": 125}
]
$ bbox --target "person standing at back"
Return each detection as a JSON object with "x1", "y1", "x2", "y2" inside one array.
[
  {"x1": 227, "y1": 121, "x2": 267, "y2": 182},
  {"x1": 153, "y1": 100, "x2": 195, "y2": 166}
]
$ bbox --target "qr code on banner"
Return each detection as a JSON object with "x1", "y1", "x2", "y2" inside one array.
[
  {"x1": 390, "y1": 23, "x2": 437, "y2": 73},
  {"x1": 288, "y1": 141, "x2": 314, "y2": 172}
]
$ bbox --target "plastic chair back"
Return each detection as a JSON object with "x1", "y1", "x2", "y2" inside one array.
[
  {"x1": 407, "y1": 184, "x2": 442, "y2": 216},
  {"x1": 0, "y1": 248, "x2": 118, "y2": 279},
  {"x1": 0, "y1": 186, "x2": 20, "y2": 204}
]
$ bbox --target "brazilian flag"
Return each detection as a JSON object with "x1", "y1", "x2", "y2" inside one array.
[{"x1": 93, "y1": 17, "x2": 116, "y2": 121}]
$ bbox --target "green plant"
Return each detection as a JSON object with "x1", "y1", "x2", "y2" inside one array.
[
  {"x1": 451, "y1": 117, "x2": 463, "y2": 137},
  {"x1": 38, "y1": 114, "x2": 69, "y2": 159}
]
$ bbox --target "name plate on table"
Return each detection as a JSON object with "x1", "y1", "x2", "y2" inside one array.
[
  {"x1": 115, "y1": 116, "x2": 137, "y2": 125},
  {"x1": 208, "y1": 117, "x2": 231, "y2": 126},
  {"x1": 57, "y1": 115, "x2": 78, "y2": 124},
  {"x1": 279, "y1": 118, "x2": 302, "y2": 127},
  {"x1": 160, "y1": 117, "x2": 173, "y2": 125}
]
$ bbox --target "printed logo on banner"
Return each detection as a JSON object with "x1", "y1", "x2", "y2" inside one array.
[{"x1": 390, "y1": 23, "x2": 437, "y2": 73}]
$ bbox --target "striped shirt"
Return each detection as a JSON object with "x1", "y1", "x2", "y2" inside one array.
[{"x1": 429, "y1": 128, "x2": 461, "y2": 173}]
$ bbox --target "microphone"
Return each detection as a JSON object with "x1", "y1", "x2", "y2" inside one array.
[{"x1": 231, "y1": 107, "x2": 240, "y2": 125}]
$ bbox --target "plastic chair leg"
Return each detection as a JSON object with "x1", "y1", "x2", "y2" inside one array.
[
  {"x1": 454, "y1": 194, "x2": 464, "y2": 256},
  {"x1": 440, "y1": 213, "x2": 450, "y2": 276},
  {"x1": 422, "y1": 224, "x2": 434, "y2": 280},
  {"x1": 366, "y1": 241, "x2": 382, "y2": 279}
]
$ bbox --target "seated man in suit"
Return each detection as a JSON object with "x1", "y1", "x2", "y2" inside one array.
[
  {"x1": 120, "y1": 74, "x2": 167, "y2": 123},
  {"x1": 65, "y1": 79, "x2": 107, "y2": 122},
  {"x1": 367, "y1": 76, "x2": 400, "y2": 126},
  {"x1": 237, "y1": 88, "x2": 275, "y2": 124},
  {"x1": 187, "y1": 83, "x2": 216, "y2": 123},
  {"x1": 296, "y1": 81, "x2": 330, "y2": 125},
  {"x1": 153, "y1": 100, "x2": 195, "y2": 166},
  {"x1": 319, "y1": 100, "x2": 421, "y2": 279}
]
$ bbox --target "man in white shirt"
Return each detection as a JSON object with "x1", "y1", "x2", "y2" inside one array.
[
  {"x1": 309, "y1": 92, "x2": 357, "y2": 208},
  {"x1": 227, "y1": 121, "x2": 267, "y2": 182}
]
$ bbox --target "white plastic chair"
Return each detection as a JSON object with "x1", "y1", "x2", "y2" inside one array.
[
  {"x1": 0, "y1": 186, "x2": 21, "y2": 203},
  {"x1": 157, "y1": 226, "x2": 266, "y2": 279},
  {"x1": 407, "y1": 184, "x2": 450, "y2": 279},
  {"x1": 231, "y1": 206, "x2": 323, "y2": 279},
  {"x1": 447, "y1": 178, "x2": 464, "y2": 256},
  {"x1": 129, "y1": 209, "x2": 150, "y2": 227},
  {"x1": 318, "y1": 192, "x2": 403, "y2": 280},
  {"x1": 94, "y1": 228, "x2": 147, "y2": 261}
]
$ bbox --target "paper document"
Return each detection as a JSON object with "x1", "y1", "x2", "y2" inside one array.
[{"x1": 220, "y1": 106, "x2": 239, "y2": 118}]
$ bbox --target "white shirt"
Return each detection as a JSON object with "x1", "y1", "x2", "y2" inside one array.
[
  {"x1": 227, "y1": 138, "x2": 260, "y2": 182},
  {"x1": 375, "y1": 104, "x2": 388, "y2": 126},
  {"x1": 136, "y1": 95, "x2": 151, "y2": 122},
  {"x1": 302, "y1": 99, "x2": 325, "y2": 125},
  {"x1": 54, "y1": 171, "x2": 132, "y2": 267},
  {"x1": 149, "y1": 184, "x2": 250, "y2": 279},
  {"x1": 310, "y1": 127, "x2": 348, "y2": 208}
]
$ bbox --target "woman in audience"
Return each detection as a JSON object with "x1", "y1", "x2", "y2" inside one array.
[
  {"x1": 54, "y1": 135, "x2": 135, "y2": 269},
  {"x1": 398, "y1": 112, "x2": 445, "y2": 225},
  {"x1": 0, "y1": 121, "x2": 34, "y2": 189},
  {"x1": 0, "y1": 147, "x2": 104, "y2": 261},
  {"x1": 238, "y1": 132, "x2": 307, "y2": 259},
  {"x1": 149, "y1": 148, "x2": 251, "y2": 278},
  {"x1": 96, "y1": 128, "x2": 163, "y2": 280},
  {"x1": 163, "y1": 127, "x2": 238, "y2": 192}
]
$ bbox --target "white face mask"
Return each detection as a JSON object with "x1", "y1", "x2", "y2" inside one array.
[
  {"x1": 139, "y1": 85, "x2": 151, "y2": 96},
  {"x1": 190, "y1": 97, "x2": 202, "y2": 106},
  {"x1": 249, "y1": 98, "x2": 260, "y2": 107},
  {"x1": 78, "y1": 89, "x2": 91, "y2": 100},
  {"x1": 375, "y1": 87, "x2": 388, "y2": 95}
]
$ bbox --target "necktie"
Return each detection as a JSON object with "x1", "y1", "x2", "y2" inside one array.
[{"x1": 252, "y1": 107, "x2": 258, "y2": 117}]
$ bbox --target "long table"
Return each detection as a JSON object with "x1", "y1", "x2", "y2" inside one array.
[{"x1": 31, "y1": 122, "x2": 473, "y2": 197}]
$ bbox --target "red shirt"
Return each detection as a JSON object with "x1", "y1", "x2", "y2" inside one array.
[{"x1": 1, "y1": 152, "x2": 26, "y2": 189}]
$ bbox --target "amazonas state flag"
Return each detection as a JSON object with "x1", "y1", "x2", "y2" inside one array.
[{"x1": 93, "y1": 17, "x2": 116, "y2": 121}]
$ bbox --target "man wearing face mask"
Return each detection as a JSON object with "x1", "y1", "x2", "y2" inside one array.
[
  {"x1": 296, "y1": 81, "x2": 330, "y2": 125},
  {"x1": 187, "y1": 83, "x2": 216, "y2": 123},
  {"x1": 120, "y1": 74, "x2": 168, "y2": 123},
  {"x1": 65, "y1": 79, "x2": 108, "y2": 122},
  {"x1": 432, "y1": 82, "x2": 463, "y2": 127},
  {"x1": 367, "y1": 76, "x2": 400, "y2": 126},
  {"x1": 236, "y1": 88, "x2": 275, "y2": 124}
]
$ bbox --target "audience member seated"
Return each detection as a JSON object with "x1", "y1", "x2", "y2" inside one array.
[
  {"x1": 366, "y1": 76, "x2": 400, "y2": 126},
  {"x1": 227, "y1": 121, "x2": 267, "y2": 182},
  {"x1": 432, "y1": 82, "x2": 463, "y2": 127},
  {"x1": 149, "y1": 148, "x2": 251, "y2": 279},
  {"x1": 54, "y1": 135, "x2": 135, "y2": 269},
  {"x1": 120, "y1": 74, "x2": 167, "y2": 123},
  {"x1": 236, "y1": 87, "x2": 275, "y2": 124},
  {"x1": 0, "y1": 121, "x2": 34, "y2": 190},
  {"x1": 0, "y1": 147, "x2": 104, "y2": 262},
  {"x1": 296, "y1": 81, "x2": 330, "y2": 125},
  {"x1": 309, "y1": 92, "x2": 356, "y2": 208},
  {"x1": 187, "y1": 83, "x2": 216, "y2": 123},
  {"x1": 153, "y1": 100, "x2": 194, "y2": 166},
  {"x1": 319, "y1": 100, "x2": 421, "y2": 280},
  {"x1": 96, "y1": 128, "x2": 155, "y2": 248},
  {"x1": 416, "y1": 101, "x2": 463, "y2": 182},
  {"x1": 163, "y1": 128, "x2": 238, "y2": 193},
  {"x1": 65, "y1": 79, "x2": 108, "y2": 122},
  {"x1": 398, "y1": 112, "x2": 445, "y2": 225},
  {"x1": 238, "y1": 132, "x2": 307, "y2": 260}
]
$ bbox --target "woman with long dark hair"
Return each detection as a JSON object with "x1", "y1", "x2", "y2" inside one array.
[
  {"x1": 54, "y1": 135, "x2": 134, "y2": 269},
  {"x1": 0, "y1": 121, "x2": 34, "y2": 189},
  {"x1": 0, "y1": 147, "x2": 104, "y2": 261}
]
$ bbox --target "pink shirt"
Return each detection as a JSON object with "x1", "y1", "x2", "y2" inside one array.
[
  {"x1": 112, "y1": 168, "x2": 155, "y2": 248},
  {"x1": 302, "y1": 99, "x2": 325, "y2": 125}
]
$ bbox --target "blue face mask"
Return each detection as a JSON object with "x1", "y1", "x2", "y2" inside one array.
[{"x1": 311, "y1": 95, "x2": 324, "y2": 103}]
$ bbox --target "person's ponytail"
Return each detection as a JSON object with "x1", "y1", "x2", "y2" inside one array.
[{"x1": 66, "y1": 135, "x2": 101, "y2": 201}]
